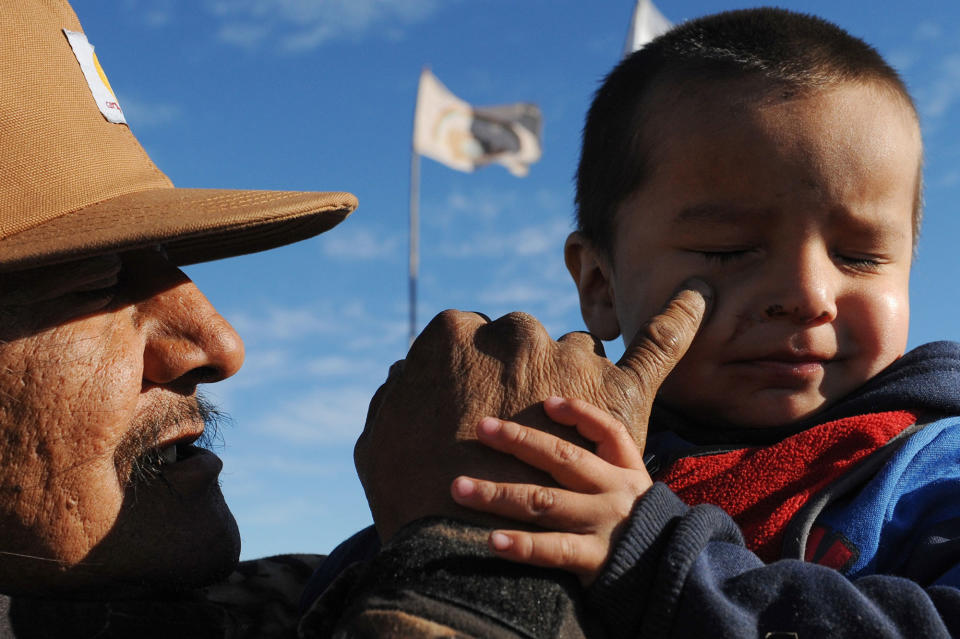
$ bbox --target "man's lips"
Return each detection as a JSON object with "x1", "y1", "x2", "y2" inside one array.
[
  {"x1": 155, "y1": 436, "x2": 223, "y2": 489},
  {"x1": 162, "y1": 446, "x2": 223, "y2": 483},
  {"x1": 156, "y1": 433, "x2": 202, "y2": 465},
  {"x1": 151, "y1": 413, "x2": 207, "y2": 465}
]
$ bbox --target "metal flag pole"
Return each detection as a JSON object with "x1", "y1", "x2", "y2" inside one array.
[
  {"x1": 408, "y1": 140, "x2": 421, "y2": 348},
  {"x1": 408, "y1": 66, "x2": 429, "y2": 348}
]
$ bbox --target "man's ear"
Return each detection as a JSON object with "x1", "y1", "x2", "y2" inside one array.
[{"x1": 564, "y1": 231, "x2": 620, "y2": 340}]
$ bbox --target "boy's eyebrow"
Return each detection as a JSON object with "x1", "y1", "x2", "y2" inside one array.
[{"x1": 671, "y1": 204, "x2": 770, "y2": 227}]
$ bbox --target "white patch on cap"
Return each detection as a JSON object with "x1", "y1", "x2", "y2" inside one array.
[{"x1": 63, "y1": 29, "x2": 127, "y2": 125}]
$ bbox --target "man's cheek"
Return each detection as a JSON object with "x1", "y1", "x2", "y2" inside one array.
[{"x1": 69, "y1": 469, "x2": 127, "y2": 560}]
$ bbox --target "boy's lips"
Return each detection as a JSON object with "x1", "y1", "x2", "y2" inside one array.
[{"x1": 725, "y1": 350, "x2": 835, "y2": 386}]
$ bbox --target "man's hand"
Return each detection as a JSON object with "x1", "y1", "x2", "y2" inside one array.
[{"x1": 354, "y1": 280, "x2": 711, "y2": 541}]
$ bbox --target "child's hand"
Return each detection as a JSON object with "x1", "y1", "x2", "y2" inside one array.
[{"x1": 450, "y1": 396, "x2": 652, "y2": 586}]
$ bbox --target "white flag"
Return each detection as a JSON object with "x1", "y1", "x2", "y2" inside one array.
[
  {"x1": 624, "y1": 0, "x2": 672, "y2": 56},
  {"x1": 412, "y1": 69, "x2": 542, "y2": 177}
]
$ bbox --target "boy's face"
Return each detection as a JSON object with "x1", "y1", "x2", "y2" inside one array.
[{"x1": 568, "y1": 82, "x2": 921, "y2": 428}]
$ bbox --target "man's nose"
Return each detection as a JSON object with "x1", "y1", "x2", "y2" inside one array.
[
  {"x1": 766, "y1": 247, "x2": 838, "y2": 326},
  {"x1": 124, "y1": 250, "x2": 245, "y2": 389},
  {"x1": 140, "y1": 280, "x2": 245, "y2": 387}
]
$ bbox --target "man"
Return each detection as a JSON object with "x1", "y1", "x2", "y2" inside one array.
[{"x1": 0, "y1": 0, "x2": 357, "y2": 634}]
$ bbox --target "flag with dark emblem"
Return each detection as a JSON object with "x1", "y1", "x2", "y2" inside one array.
[{"x1": 412, "y1": 69, "x2": 542, "y2": 177}]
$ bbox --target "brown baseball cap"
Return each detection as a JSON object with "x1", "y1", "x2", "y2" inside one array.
[{"x1": 0, "y1": 0, "x2": 358, "y2": 273}]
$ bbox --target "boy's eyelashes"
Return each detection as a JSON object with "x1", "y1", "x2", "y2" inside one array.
[
  {"x1": 688, "y1": 249, "x2": 755, "y2": 265},
  {"x1": 685, "y1": 248, "x2": 889, "y2": 276},
  {"x1": 833, "y1": 253, "x2": 884, "y2": 273}
]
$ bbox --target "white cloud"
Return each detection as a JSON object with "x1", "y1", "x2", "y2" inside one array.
[
  {"x1": 938, "y1": 169, "x2": 960, "y2": 188},
  {"x1": 118, "y1": 96, "x2": 181, "y2": 128},
  {"x1": 477, "y1": 280, "x2": 579, "y2": 324},
  {"x1": 204, "y1": 0, "x2": 450, "y2": 52},
  {"x1": 144, "y1": 8, "x2": 173, "y2": 27},
  {"x1": 238, "y1": 496, "x2": 316, "y2": 526},
  {"x1": 914, "y1": 21, "x2": 943, "y2": 42},
  {"x1": 306, "y1": 355, "x2": 382, "y2": 377},
  {"x1": 228, "y1": 306, "x2": 334, "y2": 342},
  {"x1": 120, "y1": 0, "x2": 175, "y2": 28},
  {"x1": 321, "y1": 227, "x2": 401, "y2": 260},
  {"x1": 255, "y1": 386, "x2": 373, "y2": 444},
  {"x1": 225, "y1": 453, "x2": 348, "y2": 478},
  {"x1": 439, "y1": 219, "x2": 571, "y2": 259},
  {"x1": 223, "y1": 347, "x2": 297, "y2": 393},
  {"x1": 479, "y1": 283, "x2": 554, "y2": 306},
  {"x1": 535, "y1": 187, "x2": 570, "y2": 213},
  {"x1": 918, "y1": 54, "x2": 960, "y2": 119},
  {"x1": 429, "y1": 188, "x2": 518, "y2": 228},
  {"x1": 217, "y1": 23, "x2": 270, "y2": 48},
  {"x1": 887, "y1": 49, "x2": 919, "y2": 73},
  {"x1": 222, "y1": 298, "x2": 409, "y2": 361},
  {"x1": 280, "y1": 23, "x2": 338, "y2": 52},
  {"x1": 343, "y1": 317, "x2": 409, "y2": 352}
]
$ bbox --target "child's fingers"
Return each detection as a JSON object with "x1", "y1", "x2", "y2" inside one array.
[
  {"x1": 542, "y1": 396, "x2": 644, "y2": 468},
  {"x1": 487, "y1": 529, "x2": 606, "y2": 586},
  {"x1": 475, "y1": 417, "x2": 616, "y2": 492},
  {"x1": 451, "y1": 476, "x2": 609, "y2": 531}
]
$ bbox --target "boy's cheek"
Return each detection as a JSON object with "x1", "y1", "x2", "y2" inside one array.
[{"x1": 845, "y1": 288, "x2": 910, "y2": 365}]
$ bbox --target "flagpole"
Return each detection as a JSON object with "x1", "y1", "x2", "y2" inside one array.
[{"x1": 408, "y1": 142, "x2": 421, "y2": 348}]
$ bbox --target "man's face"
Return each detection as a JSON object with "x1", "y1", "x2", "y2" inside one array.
[
  {"x1": 0, "y1": 250, "x2": 245, "y2": 595},
  {"x1": 568, "y1": 82, "x2": 920, "y2": 428}
]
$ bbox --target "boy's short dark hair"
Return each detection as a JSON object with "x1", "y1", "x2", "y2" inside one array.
[{"x1": 576, "y1": 7, "x2": 921, "y2": 258}]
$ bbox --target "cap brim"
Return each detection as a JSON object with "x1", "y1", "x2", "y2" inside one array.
[{"x1": 0, "y1": 187, "x2": 358, "y2": 272}]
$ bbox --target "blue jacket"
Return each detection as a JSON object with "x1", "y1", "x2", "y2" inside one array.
[{"x1": 591, "y1": 341, "x2": 960, "y2": 638}]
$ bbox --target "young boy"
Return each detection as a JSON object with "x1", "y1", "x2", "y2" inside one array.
[{"x1": 450, "y1": 7, "x2": 960, "y2": 638}]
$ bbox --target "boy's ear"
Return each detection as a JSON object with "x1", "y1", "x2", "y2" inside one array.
[{"x1": 564, "y1": 231, "x2": 621, "y2": 341}]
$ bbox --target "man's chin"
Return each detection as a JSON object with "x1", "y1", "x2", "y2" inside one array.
[{"x1": 60, "y1": 452, "x2": 240, "y2": 599}]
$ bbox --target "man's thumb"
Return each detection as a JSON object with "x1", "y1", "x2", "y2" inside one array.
[{"x1": 616, "y1": 278, "x2": 712, "y2": 394}]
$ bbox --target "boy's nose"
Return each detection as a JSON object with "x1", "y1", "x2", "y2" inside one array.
[{"x1": 764, "y1": 248, "x2": 838, "y2": 326}]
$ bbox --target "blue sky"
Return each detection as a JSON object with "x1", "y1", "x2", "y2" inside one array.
[{"x1": 70, "y1": 0, "x2": 960, "y2": 560}]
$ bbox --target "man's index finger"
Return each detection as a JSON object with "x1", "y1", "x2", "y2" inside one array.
[{"x1": 616, "y1": 279, "x2": 712, "y2": 396}]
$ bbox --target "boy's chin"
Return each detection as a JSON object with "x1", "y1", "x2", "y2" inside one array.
[{"x1": 683, "y1": 390, "x2": 833, "y2": 430}]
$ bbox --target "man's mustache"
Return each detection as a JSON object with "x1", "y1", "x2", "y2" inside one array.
[{"x1": 113, "y1": 393, "x2": 227, "y2": 487}]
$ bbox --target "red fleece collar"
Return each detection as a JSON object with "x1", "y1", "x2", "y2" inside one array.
[{"x1": 659, "y1": 411, "x2": 917, "y2": 562}]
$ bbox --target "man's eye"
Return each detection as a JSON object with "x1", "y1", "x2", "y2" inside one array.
[
  {"x1": 77, "y1": 281, "x2": 120, "y2": 303},
  {"x1": 62, "y1": 264, "x2": 125, "y2": 314}
]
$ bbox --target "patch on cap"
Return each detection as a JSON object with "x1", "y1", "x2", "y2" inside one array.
[{"x1": 63, "y1": 29, "x2": 127, "y2": 125}]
